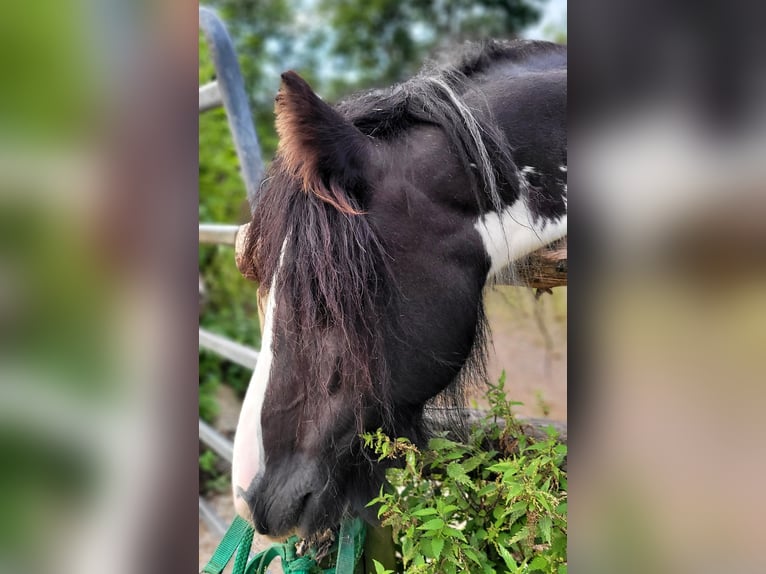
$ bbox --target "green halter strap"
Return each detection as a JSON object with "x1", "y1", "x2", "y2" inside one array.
[{"x1": 201, "y1": 515, "x2": 366, "y2": 574}]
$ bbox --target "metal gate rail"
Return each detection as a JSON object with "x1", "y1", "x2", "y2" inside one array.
[
  {"x1": 199, "y1": 6, "x2": 264, "y2": 212},
  {"x1": 198, "y1": 5, "x2": 265, "y2": 548}
]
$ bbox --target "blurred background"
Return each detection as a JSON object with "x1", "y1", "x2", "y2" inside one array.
[{"x1": 571, "y1": 1, "x2": 766, "y2": 572}]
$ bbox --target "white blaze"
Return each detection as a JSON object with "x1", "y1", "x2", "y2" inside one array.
[
  {"x1": 231, "y1": 285, "x2": 277, "y2": 522},
  {"x1": 475, "y1": 198, "x2": 567, "y2": 277}
]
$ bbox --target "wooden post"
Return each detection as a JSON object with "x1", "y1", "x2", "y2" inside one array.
[{"x1": 499, "y1": 238, "x2": 568, "y2": 289}]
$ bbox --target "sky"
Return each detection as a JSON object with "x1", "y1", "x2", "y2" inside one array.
[{"x1": 523, "y1": 0, "x2": 567, "y2": 40}]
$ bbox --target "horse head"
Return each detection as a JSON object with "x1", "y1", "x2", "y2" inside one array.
[{"x1": 231, "y1": 41, "x2": 567, "y2": 538}]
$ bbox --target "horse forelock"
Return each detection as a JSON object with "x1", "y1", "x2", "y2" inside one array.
[
  {"x1": 246, "y1": 166, "x2": 397, "y2": 432},
  {"x1": 335, "y1": 41, "x2": 558, "y2": 215}
]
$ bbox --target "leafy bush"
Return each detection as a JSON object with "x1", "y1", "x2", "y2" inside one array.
[
  {"x1": 364, "y1": 374, "x2": 567, "y2": 573},
  {"x1": 199, "y1": 448, "x2": 230, "y2": 493}
]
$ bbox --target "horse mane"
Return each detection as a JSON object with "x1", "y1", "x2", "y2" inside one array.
[
  {"x1": 243, "y1": 40, "x2": 563, "y2": 439},
  {"x1": 336, "y1": 39, "x2": 565, "y2": 213}
]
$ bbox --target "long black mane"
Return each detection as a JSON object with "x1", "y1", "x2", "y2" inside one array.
[{"x1": 244, "y1": 40, "x2": 563, "y2": 439}]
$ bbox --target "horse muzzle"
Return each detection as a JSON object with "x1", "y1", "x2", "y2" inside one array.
[{"x1": 245, "y1": 463, "x2": 334, "y2": 539}]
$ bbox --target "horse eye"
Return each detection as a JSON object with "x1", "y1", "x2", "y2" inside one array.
[{"x1": 327, "y1": 368, "x2": 342, "y2": 395}]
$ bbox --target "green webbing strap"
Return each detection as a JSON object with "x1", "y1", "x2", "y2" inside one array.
[
  {"x1": 335, "y1": 518, "x2": 365, "y2": 573},
  {"x1": 201, "y1": 516, "x2": 366, "y2": 574},
  {"x1": 233, "y1": 524, "x2": 255, "y2": 573},
  {"x1": 201, "y1": 515, "x2": 252, "y2": 574}
]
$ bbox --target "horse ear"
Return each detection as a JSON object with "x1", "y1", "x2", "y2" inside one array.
[{"x1": 275, "y1": 71, "x2": 370, "y2": 213}]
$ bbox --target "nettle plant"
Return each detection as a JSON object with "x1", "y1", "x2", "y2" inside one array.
[{"x1": 364, "y1": 374, "x2": 567, "y2": 574}]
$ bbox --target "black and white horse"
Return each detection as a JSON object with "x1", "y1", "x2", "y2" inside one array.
[{"x1": 233, "y1": 40, "x2": 567, "y2": 538}]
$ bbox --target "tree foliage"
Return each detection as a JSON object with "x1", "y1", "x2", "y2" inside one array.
[
  {"x1": 203, "y1": 0, "x2": 546, "y2": 107},
  {"x1": 320, "y1": 0, "x2": 541, "y2": 88}
]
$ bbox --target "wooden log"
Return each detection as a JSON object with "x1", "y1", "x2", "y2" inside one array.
[
  {"x1": 499, "y1": 238, "x2": 568, "y2": 290},
  {"x1": 234, "y1": 223, "x2": 255, "y2": 280},
  {"x1": 233, "y1": 222, "x2": 567, "y2": 289}
]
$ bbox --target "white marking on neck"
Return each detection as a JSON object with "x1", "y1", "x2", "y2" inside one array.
[
  {"x1": 521, "y1": 165, "x2": 537, "y2": 176},
  {"x1": 231, "y1": 242, "x2": 286, "y2": 522},
  {"x1": 475, "y1": 199, "x2": 567, "y2": 278}
]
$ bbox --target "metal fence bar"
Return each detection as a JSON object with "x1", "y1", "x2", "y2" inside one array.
[
  {"x1": 199, "y1": 419, "x2": 234, "y2": 463},
  {"x1": 199, "y1": 223, "x2": 239, "y2": 245},
  {"x1": 199, "y1": 7, "x2": 265, "y2": 213},
  {"x1": 199, "y1": 81, "x2": 223, "y2": 113},
  {"x1": 199, "y1": 496, "x2": 228, "y2": 539},
  {"x1": 199, "y1": 328, "x2": 260, "y2": 369}
]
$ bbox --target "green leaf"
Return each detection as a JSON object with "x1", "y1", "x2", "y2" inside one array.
[
  {"x1": 447, "y1": 462, "x2": 468, "y2": 481},
  {"x1": 462, "y1": 455, "x2": 484, "y2": 472},
  {"x1": 511, "y1": 500, "x2": 527, "y2": 513},
  {"x1": 488, "y1": 461, "x2": 514, "y2": 474},
  {"x1": 405, "y1": 449, "x2": 416, "y2": 470},
  {"x1": 477, "y1": 483, "x2": 498, "y2": 496},
  {"x1": 431, "y1": 536, "x2": 445, "y2": 560},
  {"x1": 417, "y1": 518, "x2": 445, "y2": 531},
  {"x1": 412, "y1": 507, "x2": 439, "y2": 517},
  {"x1": 529, "y1": 555, "x2": 548, "y2": 571},
  {"x1": 428, "y1": 437, "x2": 459, "y2": 451},
  {"x1": 537, "y1": 492, "x2": 554, "y2": 512},
  {"x1": 507, "y1": 526, "x2": 530, "y2": 546},
  {"x1": 419, "y1": 537, "x2": 432, "y2": 557},
  {"x1": 494, "y1": 543, "x2": 518, "y2": 572},
  {"x1": 505, "y1": 482, "x2": 524, "y2": 498},
  {"x1": 524, "y1": 459, "x2": 541, "y2": 477},
  {"x1": 443, "y1": 526, "x2": 467, "y2": 541},
  {"x1": 538, "y1": 515, "x2": 553, "y2": 543},
  {"x1": 401, "y1": 536, "x2": 414, "y2": 564},
  {"x1": 463, "y1": 546, "x2": 482, "y2": 565}
]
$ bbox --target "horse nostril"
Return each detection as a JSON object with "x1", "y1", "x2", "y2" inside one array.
[
  {"x1": 254, "y1": 513, "x2": 270, "y2": 536},
  {"x1": 251, "y1": 497, "x2": 271, "y2": 536},
  {"x1": 298, "y1": 491, "x2": 312, "y2": 513}
]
